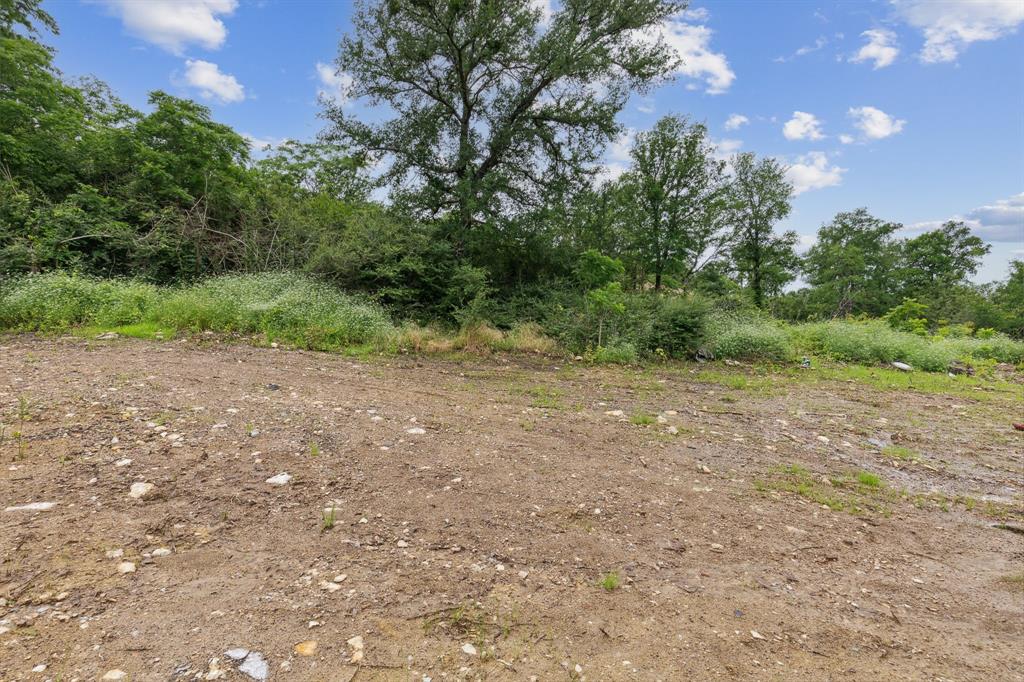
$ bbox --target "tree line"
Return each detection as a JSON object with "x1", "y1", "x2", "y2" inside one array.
[{"x1": 1, "y1": 0, "x2": 1020, "y2": 339}]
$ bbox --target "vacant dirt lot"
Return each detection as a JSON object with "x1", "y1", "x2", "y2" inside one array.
[{"x1": 1, "y1": 335, "x2": 1022, "y2": 681}]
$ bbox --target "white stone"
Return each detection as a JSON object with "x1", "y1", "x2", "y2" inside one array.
[
  {"x1": 461, "y1": 642, "x2": 478, "y2": 656},
  {"x1": 101, "y1": 670, "x2": 128, "y2": 681},
  {"x1": 152, "y1": 547, "x2": 172, "y2": 557},
  {"x1": 347, "y1": 635, "x2": 364, "y2": 663},
  {"x1": 238, "y1": 652, "x2": 269, "y2": 681},
  {"x1": 4, "y1": 502, "x2": 56, "y2": 512},
  {"x1": 114, "y1": 458, "x2": 132, "y2": 467},
  {"x1": 406, "y1": 427, "x2": 426, "y2": 435},
  {"x1": 117, "y1": 561, "x2": 136, "y2": 574},
  {"x1": 224, "y1": 648, "x2": 249, "y2": 661},
  {"x1": 128, "y1": 482, "x2": 154, "y2": 499},
  {"x1": 265, "y1": 473, "x2": 292, "y2": 485}
]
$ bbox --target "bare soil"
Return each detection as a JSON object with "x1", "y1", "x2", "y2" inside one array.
[{"x1": 1, "y1": 335, "x2": 1022, "y2": 681}]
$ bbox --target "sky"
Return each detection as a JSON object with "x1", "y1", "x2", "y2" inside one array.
[{"x1": 42, "y1": 0, "x2": 1024, "y2": 283}]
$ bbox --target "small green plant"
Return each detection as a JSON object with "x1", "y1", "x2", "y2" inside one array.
[
  {"x1": 321, "y1": 506, "x2": 336, "y2": 531},
  {"x1": 598, "y1": 571, "x2": 621, "y2": 591},
  {"x1": 856, "y1": 471, "x2": 883, "y2": 488},
  {"x1": 630, "y1": 412, "x2": 656, "y2": 426},
  {"x1": 309, "y1": 442, "x2": 321, "y2": 457},
  {"x1": 17, "y1": 396, "x2": 32, "y2": 422},
  {"x1": 882, "y1": 445, "x2": 918, "y2": 461}
]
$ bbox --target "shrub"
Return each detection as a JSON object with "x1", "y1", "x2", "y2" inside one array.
[
  {"x1": 708, "y1": 314, "x2": 793, "y2": 361},
  {"x1": 591, "y1": 341, "x2": 638, "y2": 364},
  {"x1": 0, "y1": 272, "x2": 158, "y2": 330},
  {"x1": 644, "y1": 296, "x2": 707, "y2": 359}
]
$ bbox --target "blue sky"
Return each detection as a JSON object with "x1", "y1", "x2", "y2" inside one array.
[{"x1": 43, "y1": 0, "x2": 1024, "y2": 283}]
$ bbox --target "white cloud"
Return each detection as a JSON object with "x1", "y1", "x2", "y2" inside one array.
[
  {"x1": 681, "y1": 7, "x2": 710, "y2": 22},
  {"x1": 711, "y1": 137, "x2": 742, "y2": 163},
  {"x1": 783, "y1": 111, "x2": 825, "y2": 141},
  {"x1": 850, "y1": 28, "x2": 900, "y2": 68},
  {"x1": 892, "y1": 0, "x2": 1024, "y2": 63},
  {"x1": 183, "y1": 59, "x2": 244, "y2": 103},
  {"x1": 316, "y1": 61, "x2": 353, "y2": 106},
  {"x1": 907, "y1": 193, "x2": 1023, "y2": 242},
  {"x1": 962, "y1": 192, "x2": 1024, "y2": 241},
  {"x1": 99, "y1": 0, "x2": 237, "y2": 54},
  {"x1": 724, "y1": 114, "x2": 749, "y2": 131},
  {"x1": 774, "y1": 36, "x2": 827, "y2": 62},
  {"x1": 242, "y1": 133, "x2": 287, "y2": 152},
  {"x1": 839, "y1": 134, "x2": 855, "y2": 144},
  {"x1": 848, "y1": 105, "x2": 905, "y2": 139},
  {"x1": 785, "y1": 152, "x2": 845, "y2": 195},
  {"x1": 655, "y1": 16, "x2": 735, "y2": 94},
  {"x1": 636, "y1": 98, "x2": 656, "y2": 114}
]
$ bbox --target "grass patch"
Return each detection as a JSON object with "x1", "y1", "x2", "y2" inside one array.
[
  {"x1": 998, "y1": 573, "x2": 1024, "y2": 593},
  {"x1": 883, "y1": 445, "x2": 919, "y2": 461},
  {"x1": 855, "y1": 471, "x2": 883, "y2": 488},
  {"x1": 320, "y1": 506, "x2": 336, "y2": 531},
  {"x1": 598, "y1": 571, "x2": 621, "y2": 591},
  {"x1": 629, "y1": 412, "x2": 656, "y2": 426},
  {"x1": 754, "y1": 464, "x2": 892, "y2": 515}
]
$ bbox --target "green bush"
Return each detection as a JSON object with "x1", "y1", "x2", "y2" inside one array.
[
  {"x1": 152, "y1": 273, "x2": 394, "y2": 348},
  {"x1": 708, "y1": 314, "x2": 793, "y2": 361},
  {"x1": 792, "y1": 319, "x2": 1024, "y2": 370},
  {"x1": 0, "y1": 271, "x2": 394, "y2": 350},
  {"x1": 644, "y1": 296, "x2": 707, "y2": 358},
  {"x1": 591, "y1": 341, "x2": 638, "y2": 364},
  {"x1": 0, "y1": 272, "x2": 158, "y2": 330}
]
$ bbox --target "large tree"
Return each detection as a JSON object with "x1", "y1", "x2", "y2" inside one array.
[
  {"x1": 729, "y1": 152, "x2": 797, "y2": 307},
  {"x1": 616, "y1": 115, "x2": 733, "y2": 290},
  {"x1": 324, "y1": 0, "x2": 683, "y2": 253},
  {"x1": 898, "y1": 220, "x2": 990, "y2": 305},
  {"x1": 802, "y1": 208, "x2": 902, "y2": 317}
]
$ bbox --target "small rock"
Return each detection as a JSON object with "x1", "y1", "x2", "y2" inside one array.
[
  {"x1": 105, "y1": 548, "x2": 124, "y2": 559},
  {"x1": 604, "y1": 410, "x2": 625, "y2": 418},
  {"x1": 333, "y1": 574, "x2": 348, "y2": 583},
  {"x1": 785, "y1": 525, "x2": 807, "y2": 536},
  {"x1": 4, "y1": 502, "x2": 56, "y2": 512},
  {"x1": 320, "y1": 580, "x2": 342, "y2": 592},
  {"x1": 32, "y1": 664, "x2": 46, "y2": 673},
  {"x1": 347, "y1": 635, "x2": 364, "y2": 663},
  {"x1": 117, "y1": 561, "x2": 137, "y2": 574},
  {"x1": 152, "y1": 547, "x2": 172, "y2": 557},
  {"x1": 294, "y1": 640, "x2": 317, "y2": 656},
  {"x1": 224, "y1": 649, "x2": 249, "y2": 661},
  {"x1": 114, "y1": 458, "x2": 132, "y2": 467},
  {"x1": 751, "y1": 630, "x2": 766, "y2": 640},
  {"x1": 265, "y1": 473, "x2": 292, "y2": 486},
  {"x1": 891, "y1": 361, "x2": 912, "y2": 372},
  {"x1": 238, "y1": 652, "x2": 269, "y2": 681},
  {"x1": 406, "y1": 427, "x2": 426, "y2": 435},
  {"x1": 710, "y1": 543, "x2": 724, "y2": 552},
  {"x1": 396, "y1": 540, "x2": 409, "y2": 548},
  {"x1": 666, "y1": 426, "x2": 679, "y2": 435},
  {"x1": 204, "y1": 658, "x2": 227, "y2": 680},
  {"x1": 95, "y1": 332, "x2": 119, "y2": 340},
  {"x1": 461, "y1": 642, "x2": 478, "y2": 657},
  {"x1": 817, "y1": 435, "x2": 830, "y2": 444},
  {"x1": 518, "y1": 570, "x2": 529, "y2": 579},
  {"x1": 128, "y1": 482, "x2": 155, "y2": 499},
  {"x1": 101, "y1": 670, "x2": 128, "y2": 681}
]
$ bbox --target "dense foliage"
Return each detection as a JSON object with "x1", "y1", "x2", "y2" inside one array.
[{"x1": 1, "y1": 0, "x2": 1021, "y2": 370}]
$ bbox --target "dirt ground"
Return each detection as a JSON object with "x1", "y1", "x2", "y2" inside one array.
[{"x1": 1, "y1": 335, "x2": 1022, "y2": 682}]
